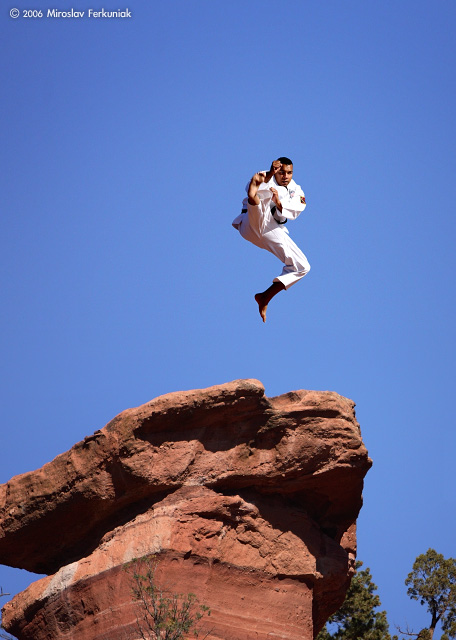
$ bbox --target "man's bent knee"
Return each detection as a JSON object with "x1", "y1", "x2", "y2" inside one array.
[{"x1": 295, "y1": 260, "x2": 310, "y2": 276}]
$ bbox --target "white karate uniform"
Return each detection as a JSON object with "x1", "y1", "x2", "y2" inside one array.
[{"x1": 232, "y1": 175, "x2": 310, "y2": 289}]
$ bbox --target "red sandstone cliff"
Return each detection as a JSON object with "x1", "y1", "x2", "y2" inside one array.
[{"x1": 0, "y1": 379, "x2": 372, "y2": 639}]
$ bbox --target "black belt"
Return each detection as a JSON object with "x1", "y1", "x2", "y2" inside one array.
[
  {"x1": 271, "y1": 205, "x2": 287, "y2": 224},
  {"x1": 241, "y1": 206, "x2": 287, "y2": 224}
]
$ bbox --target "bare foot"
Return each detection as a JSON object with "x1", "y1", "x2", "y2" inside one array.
[
  {"x1": 248, "y1": 172, "x2": 266, "y2": 205},
  {"x1": 254, "y1": 282, "x2": 285, "y2": 322},
  {"x1": 255, "y1": 293, "x2": 268, "y2": 322}
]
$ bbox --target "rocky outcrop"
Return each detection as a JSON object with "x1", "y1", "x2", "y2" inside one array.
[{"x1": 0, "y1": 379, "x2": 371, "y2": 639}]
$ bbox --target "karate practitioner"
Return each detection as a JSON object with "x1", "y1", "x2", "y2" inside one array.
[{"x1": 232, "y1": 158, "x2": 310, "y2": 322}]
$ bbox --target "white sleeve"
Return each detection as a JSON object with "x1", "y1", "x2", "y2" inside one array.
[{"x1": 280, "y1": 186, "x2": 306, "y2": 221}]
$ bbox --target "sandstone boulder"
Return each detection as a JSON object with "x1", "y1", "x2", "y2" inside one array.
[{"x1": 0, "y1": 379, "x2": 372, "y2": 639}]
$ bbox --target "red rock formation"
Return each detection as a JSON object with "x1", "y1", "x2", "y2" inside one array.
[{"x1": 0, "y1": 379, "x2": 371, "y2": 639}]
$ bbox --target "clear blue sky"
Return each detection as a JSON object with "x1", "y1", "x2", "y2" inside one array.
[{"x1": 2, "y1": 1, "x2": 455, "y2": 636}]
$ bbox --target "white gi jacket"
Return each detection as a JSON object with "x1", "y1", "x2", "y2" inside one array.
[{"x1": 232, "y1": 174, "x2": 306, "y2": 232}]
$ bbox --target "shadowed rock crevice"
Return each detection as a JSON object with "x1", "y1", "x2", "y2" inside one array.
[{"x1": 1, "y1": 379, "x2": 372, "y2": 640}]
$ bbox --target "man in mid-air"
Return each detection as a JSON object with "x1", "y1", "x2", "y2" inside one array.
[{"x1": 232, "y1": 157, "x2": 310, "y2": 322}]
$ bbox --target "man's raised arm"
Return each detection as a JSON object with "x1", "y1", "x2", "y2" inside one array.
[{"x1": 263, "y1": 159, "x2": 282, "y2": 183}]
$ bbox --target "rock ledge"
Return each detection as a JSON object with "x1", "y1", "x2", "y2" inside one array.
[{"x1": 0, "y1": 379, "x2": 372, "y2": 639}]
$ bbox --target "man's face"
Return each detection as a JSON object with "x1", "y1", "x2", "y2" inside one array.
[{"x1": 275, "y1": 164, "x2": 293, "y2": 187}]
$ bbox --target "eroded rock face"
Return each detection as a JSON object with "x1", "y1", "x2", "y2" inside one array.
[{"x1": 0, "y1": 379, "x2": 372, "y2": 639}]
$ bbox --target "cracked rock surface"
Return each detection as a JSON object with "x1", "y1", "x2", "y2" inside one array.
[{"x1": 0, "y1": 379, "x2": 372, "y2": 639}]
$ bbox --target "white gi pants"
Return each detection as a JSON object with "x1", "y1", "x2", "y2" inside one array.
[{"x1": 236, "y1": 202, "x2": 310, "y2": 290}]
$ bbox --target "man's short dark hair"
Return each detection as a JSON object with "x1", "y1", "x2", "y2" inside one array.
[{"x1": 277, "y1": 156, "x2": 293, "y2": 165}]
